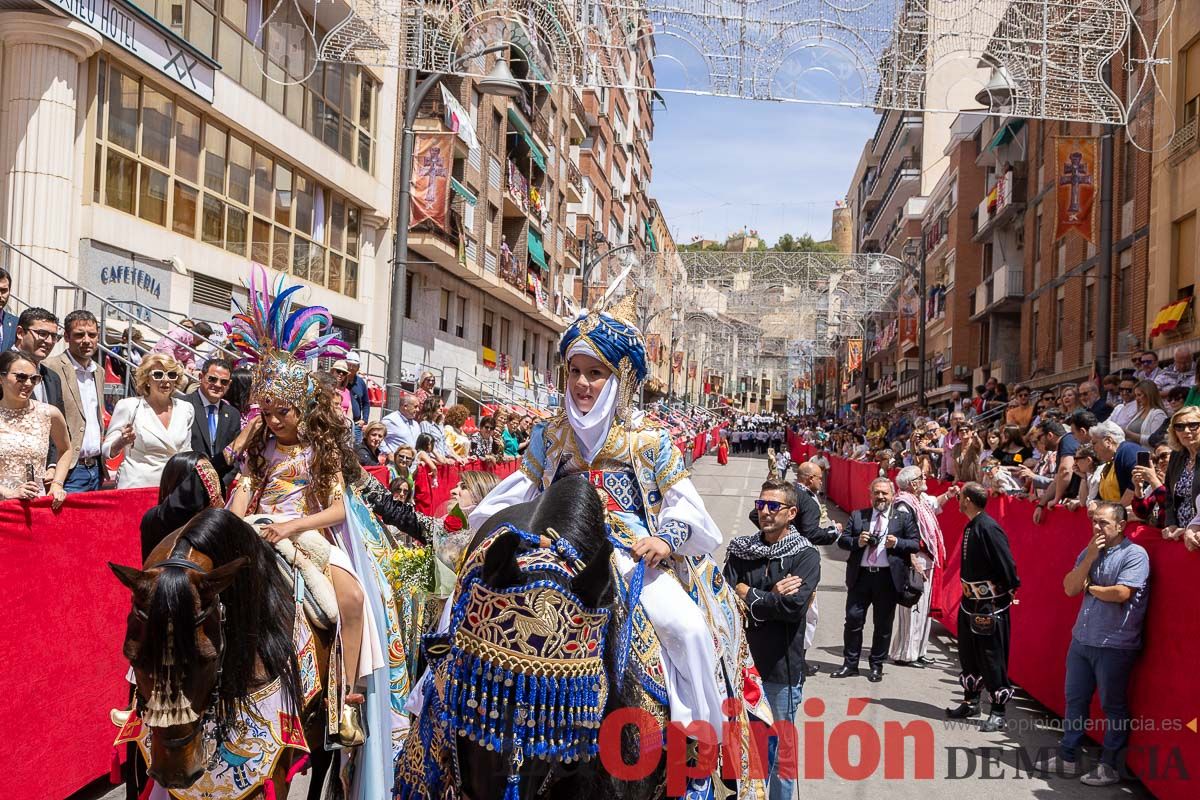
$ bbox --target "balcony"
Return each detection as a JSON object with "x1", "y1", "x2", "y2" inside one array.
[
  {"x1": 568, "y1": 89, "x2": 587, "y2": 141},
  {"x1": 564, "y1": 157, "x2": 584, "y2": 202},
  {"x1": 973, "y1": 170, "x2": 1027, "y2": 241},
  {"x1": 866, "y1": 158, "x2": 920, "y2": 240},
  {"x1": 1170, "y1": 116, "x2": 1199, "y2": 166},
  {"x1": 971, "y1": 265, "x2": 1024, "y2": 319},
  {"x1": 876, "y1": 114, "x2": 923, "y2": 185}
]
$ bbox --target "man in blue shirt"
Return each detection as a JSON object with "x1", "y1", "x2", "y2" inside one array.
[
  {"x1": 345, "y1": 352, "x2": 370, "y2": 442},
  {"x1": 1037, "y1": 502, "x2": 1149, "y2": 786}
]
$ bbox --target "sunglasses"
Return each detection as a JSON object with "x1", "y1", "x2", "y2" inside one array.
[
  {"x1": 1173, "y1": 421, "x2": 1200, "y2": 432},
  {"x1": 1120, "y1": 387, "x2": 1135, "y2": 393},
  {"x1": 205, "y1": 375, "x2": 231, "y2": 386},
  {"x1": 332, "y1": 369, "x2": 348, "y2": 375},
  {"x1": 754, "y1": 499, "x2": 793, "y2": 513},
  {"x1": 149, "y1": 370, "x2": 180, "y2": 382},
  {"x1": 1141, "y1": 359, "x2": 1158, "y2": 366},
  {"x1": 3, "y1": 371, "x2": 42, "y2": 385}
]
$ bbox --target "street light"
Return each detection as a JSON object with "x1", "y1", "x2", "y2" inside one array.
[
  {"x1": 386, "y1": 45, "x2": 526, "y2": 411},
  {"x1": 903, "y1": 236, "x2": 927, "y2": 411},
  {"x1": 580, "y1": 240, "x2": 639, "y2": 309}
]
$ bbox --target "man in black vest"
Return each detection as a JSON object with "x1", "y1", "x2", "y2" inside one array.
[
  {"x1": 186, "y1": 357, "x2": 241, "y2": 490},
  {"x1": 831, "y1": 476, "x2": 921, "y2": 683}
]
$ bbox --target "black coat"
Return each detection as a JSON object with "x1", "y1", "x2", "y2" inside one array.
[
  {"x1": 186, "y1": 392, "x2": 241, "y2": 486},
  {"x1": 39, "y1": 361, "x2": 65, "y2": 467},
  {"x1": 1163, "y1": 449, "x2": 1200, "y2": 527},
  {"x1": 723, "y1": 536, "x2": 821, "y2": 684},
  {"x1": 837, "y1": 503, "x2": 920, "y2": 593}
]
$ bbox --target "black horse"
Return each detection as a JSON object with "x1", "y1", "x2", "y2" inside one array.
[
  {"x1": 110, "y1": 508, "x2": 334, "y2": 799},
  {"x1": 422, "y1": 475, "x2": 668, "y2": 800}
]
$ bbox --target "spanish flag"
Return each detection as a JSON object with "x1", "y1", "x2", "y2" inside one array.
[{"x1": 1150, "y1": 297, "x2": 1192, "y2": 337}]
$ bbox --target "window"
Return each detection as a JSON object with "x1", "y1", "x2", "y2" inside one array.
[
  {"x1": 482, "y1": 309, "x2": 495, "y2": 349},
  {"x1": 1030, "y1": 306, "x2": 1040, "y2": 372},
  {"x1": 1117, "y1": 252, "x2": 1133, "y2": 331},
  {"x1": 1122, "y1": 139, "x2": 1135, "y2": 205},
  {"x1": 499, "y1": 317, "x2": 511, "y2": 355},
  {"x1": 404, "y1": 270, "x2": 415, "y2": 319},
  {"x1": 455, "y1": 296, "x2": 467, "y2": 338},
  {"x1": 439, "y1": 289, "x2": 450, "y2": 332},
  {"x1": 92, "y1": 60, "x2": 362, "y2": 296},
  {"x1": 1183, "y1": 38, "x2": 1200, "y2": 124},
  {"x1": 493, "y1": 110, "x2": 504, "y2": 152},
  {"x1": 1083, "y1": 278, "x2": 1095, "y2": 341},
  {"x1": 521, "y1": 329, "x2": 529, "y2": 362},
  {"x1": 1055, "y1": 295, "x2": 1065, "y2": 354},
  {"x1": 1173, "y1": 213, "x2": 1197, "y2": 299}
]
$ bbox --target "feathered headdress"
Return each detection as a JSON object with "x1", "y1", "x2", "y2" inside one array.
[{"x1": 224, "y1": 264, "x2": 346, "y2": 407}]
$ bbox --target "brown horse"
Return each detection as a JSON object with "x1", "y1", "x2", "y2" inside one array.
[{"x1": 110, "y1": 507, "x2": 334, "y2": 798}]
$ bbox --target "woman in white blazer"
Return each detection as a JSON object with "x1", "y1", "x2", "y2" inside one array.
[{"x1": 104, "y1": 353, "x2": 194, "y2": 489}]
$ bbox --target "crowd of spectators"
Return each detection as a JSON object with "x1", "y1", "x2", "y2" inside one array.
[{"x1": 791, "y1": 347, "x2": 1200, "y2": 551}]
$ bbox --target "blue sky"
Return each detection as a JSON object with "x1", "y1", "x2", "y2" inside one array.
[{"x1": 648, "y1": 93, "x2": 877, "y2": 248}]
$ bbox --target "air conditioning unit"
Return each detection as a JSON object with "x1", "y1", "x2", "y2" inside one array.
[
  {"x1": 618, "y1": 132, "x2": 633, "y2": 148},
  {"x1": 610, "y1": 185, "x2": 622, "y2": 200}
]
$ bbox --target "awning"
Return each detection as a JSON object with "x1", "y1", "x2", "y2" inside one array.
[
  {"x1": 644, "y1": 219, "x2": 659, "y2": 252},
  {"x1": 450, "y1": 178, "x2": 477, "y2": 206},
  {"x1": 527, "y1": 228, "x2": 548, "y2": 270},
  {"x1": 506, "y1": 106, "x2": 546, "y2": 170},
  {"x1": 988, "y1": 118, "x2": 1026, "y2": 151}
]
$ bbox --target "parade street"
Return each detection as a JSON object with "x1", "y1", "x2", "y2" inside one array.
[{"x1": 692, "y1": 454, "x2": 1151, "y2": 800}]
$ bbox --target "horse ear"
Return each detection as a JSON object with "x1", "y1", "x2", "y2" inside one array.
[
  {"x1": 481, "y1": 531, "x2": 523, "y2": 589},
  {"x1": 197, "y1": 557, "x2": 248, "y2": 600},
  {"x1": 570, "y1": 539, "x2": 613, "y2": 609},
  {"x1": 109, "y1": 562, "x2": 149, "y2": 594}
]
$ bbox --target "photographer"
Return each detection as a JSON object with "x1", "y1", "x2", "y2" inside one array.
[{"x1": 724, "y1": 479, "x2": 821, "y2": 800}]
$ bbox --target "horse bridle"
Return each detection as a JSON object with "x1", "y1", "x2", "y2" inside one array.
[{"x1": 133, "y1": 555, "x2": 229, "y2": 758}]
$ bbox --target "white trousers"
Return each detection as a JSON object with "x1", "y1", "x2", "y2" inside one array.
[
  {"x1": 890, "y1": 555, "x2": 934, "y2": 662},
  {"x1": 614, "y1": 550, "x2": 725, "y2": 739}
]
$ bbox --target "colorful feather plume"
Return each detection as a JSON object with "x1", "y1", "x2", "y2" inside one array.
[{"x1": 224, "y1": 263, "x2": 346, "y2": 407}]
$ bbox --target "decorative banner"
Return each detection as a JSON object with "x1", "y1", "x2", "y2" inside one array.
[
  {"x1": 672, "y1": 351, "x2": 685, "y2": 373},
  {"x1": 410, "y1": 133, "x2": 455, "y2": 229},
  {"x1": 847, "y1": 338, "x2": 863, "y2": 372},
  {"x1": 687, "y1": 361, "x2": 697, "y2": 380},
  {"x1": 646, "y1": 333, "x2": 662, "y2": 363},
  {"x1": 1054, "y1": 136, "x2": 1099, "y2": 243},
  {"x1": 482, "y1": 346, "x2": 497, "y2": 369},
  {"x1": 498, "y1": 352, "x2": 511, "y2": 382}
]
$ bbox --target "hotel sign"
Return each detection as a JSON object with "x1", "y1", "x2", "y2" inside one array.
[{"x1": 45, "y1": 0, "x2": 217, "y2": 103}]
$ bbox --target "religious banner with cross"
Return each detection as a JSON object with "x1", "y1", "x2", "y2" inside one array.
[
  {"x1": 410, "y1": 133, "x2": 455, "y2": 230},
  {"x1": 1054, "y1": 137, "x2": 1099, "y2": 243}
]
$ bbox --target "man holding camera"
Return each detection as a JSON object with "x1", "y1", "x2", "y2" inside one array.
[{"x1": 832, "y1": 477, "x2": 920, "y2": 683}]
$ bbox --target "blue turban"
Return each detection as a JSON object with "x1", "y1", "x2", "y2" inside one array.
[{"x1": 559, "y1": 310, "x2": 648, "y2": 383}]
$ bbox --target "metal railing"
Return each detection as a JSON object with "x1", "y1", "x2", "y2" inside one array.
[{"x1": 0, "y1": 237, "x2": 211, "y2": 369}]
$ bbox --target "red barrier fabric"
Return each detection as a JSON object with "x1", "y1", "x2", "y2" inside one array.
[
  {"x1": 0, "y1": 488, "x2": 157, "y2": 800},
  {"x1": 798, "y1": 440, "x2": 1199, "y2": 800}
]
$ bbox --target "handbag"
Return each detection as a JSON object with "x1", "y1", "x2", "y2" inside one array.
[{"x1": 897, "y1": 566, "x2": 925, "y2": 608}]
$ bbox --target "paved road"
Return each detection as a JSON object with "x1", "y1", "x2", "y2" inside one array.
[
  {"x1": 84, "y1": 453, "x2": 1150, "y2": 799},
  {"x1": 690, "y1": 453, "x2": 1150, "y2": 799}
]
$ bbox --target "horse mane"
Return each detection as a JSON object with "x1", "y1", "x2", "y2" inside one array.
[{"x1": 150, "y1": 508, "x2": 303, "y2": 727}]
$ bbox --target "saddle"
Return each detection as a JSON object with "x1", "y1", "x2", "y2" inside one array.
[{"x1": 245, "y1": 515, "x2": 338, "y2": 630}]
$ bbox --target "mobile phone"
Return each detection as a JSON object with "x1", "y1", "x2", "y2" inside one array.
[
  {"x1": 25, "y1": 463, "x2": 35, "y2": 483},
  {"x1": 1136, "y1": 450, "x2": 1151, "y2": 469}
]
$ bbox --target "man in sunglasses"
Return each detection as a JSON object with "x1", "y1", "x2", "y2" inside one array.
[
  {"x1": 12, "y1": 307, "x2": 65, "y2": 476},
  {"x1": 724, "y1": 479, "x2": 822, "y2": 800},
  {"x1": 1133, "y1": 350, "x2": 1163, "y2": 388},
  {"x1": 185, "y1": 357, "x2": 240, "y2": 489},
  {"x1": 832, "y1": 476, "x2": 920, "y2": 683},
  {"x1": 1107, "y1": 376, "x2": 1140, "y2": 430}
]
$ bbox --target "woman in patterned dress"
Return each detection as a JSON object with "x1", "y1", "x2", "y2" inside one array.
[{"x1": 0, "y1": 351, "x2": 71, "y2": 508}]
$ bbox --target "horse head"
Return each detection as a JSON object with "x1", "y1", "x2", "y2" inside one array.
[
  {"x1": 442, "y1": 476, "x2": 616, "y2": 800},
  {"x1": 109, "y1": 508, "x2": 298, "y2": 789}
]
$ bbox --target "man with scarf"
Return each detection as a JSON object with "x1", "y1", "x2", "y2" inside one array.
[
  {"x1": 891, "y1": 465, "x2": 959, "y2": 666},
  {"x1": 724, "y1": 478, "x2": 821, "y2": 800},
  {"x1": 947, "y1": 482, "x2": 1021, "y2": 732}
]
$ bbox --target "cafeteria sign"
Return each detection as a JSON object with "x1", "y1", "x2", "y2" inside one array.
[{"x1": 44, "y1": 0, "x2": 217, "y2": 103}]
